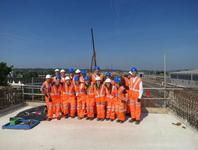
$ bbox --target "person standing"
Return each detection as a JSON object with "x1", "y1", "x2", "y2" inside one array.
[
  {"x1": 61, "y1": 76, "x2": 75, "y2": 118},
  {"x1": 50, "y1": 77, "x2": 63, "y2": 120},
  {"x1": 104, "y1": 78, "x2": 115, "y2": 121},
  {"x1": 84, "y1": 76, "x2": 95, "y2": 120},
  {"x1": 112, "y1": 76, "x2": 128, "y2": 123},
  {"x1": 128, "y1": 67, "x2": 143, "y2": 124},
  {"x1": 94, "y1": 76, "x2": 106, "y2": 120},
  {"x1": 41, "y1": 74, "x2": 52, "y2": 121}
]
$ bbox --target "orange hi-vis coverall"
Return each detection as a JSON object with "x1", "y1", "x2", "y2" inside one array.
[
  {"x1": 86, "y1": 83, "x2": 96, "y2": 119},
  {"x1": 61, "y1": 82, "x2": 76, "y2": 117},
  {"x1": 129, "y1": 76, "x2": 143, "y2": 121},
  {"x1": 77, "y1": 83, "x2": 86, "y2": 119},
  {"x1": 105, "y1": 86, "x2": 115, "y2": 120},
  {"x1": 50, "y1": 84, "x2": 62, "y2": 119},
  {"x1": 122, "y1": 76, "x2": 130, "y2": 114},
  {"x1": 41, "y1": 81, "x2": 52, "y2": 119},
  {"x1": 94, "y1": 85, "x2": 106, "y2": 119},
  {"x1": 112, "y1": 85, "x2": 127, "y2": 121}
]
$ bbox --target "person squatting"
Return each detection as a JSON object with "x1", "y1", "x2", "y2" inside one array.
[{"x1": 41, "y1": 66, "x2": 143, "y2": 124}]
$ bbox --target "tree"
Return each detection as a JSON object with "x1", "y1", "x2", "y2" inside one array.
[{"x1": 0, "y1": 62, "x2": 13, "y2": 86}]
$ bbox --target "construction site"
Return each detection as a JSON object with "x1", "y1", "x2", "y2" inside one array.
[
  {"x1": 1, "y1": 29, "x2": 198, "y2": 149},
  {"x1": 1, "y1": 0, "x2": 198, "y2": 150}
]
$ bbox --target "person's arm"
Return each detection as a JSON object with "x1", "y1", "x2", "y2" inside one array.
[{"x1": 138, "y1": 81, "x2": 143, "y2": 99}]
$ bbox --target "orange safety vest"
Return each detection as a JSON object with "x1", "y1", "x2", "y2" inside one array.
[
  {"x1": 129, "y1": 76, "x2": 142, "y2": 98},
  {"x1": 50, "y1": 84, "x2": 62, "y2": 100},
  {"x1": 62, "y1": 83, "x2": 75, "y2": 97},
  {"x1": 94, "y1": 84, "x2": 105, "y2": 101},
  {"x1": 112, "y1": 86, "x2": 126, "y2": 102},
  {"x1": 87, "y1": 83, "x2": 95, "y2": 98},
  {"x1": 41, "y1": 81, "x2": 51, "y2": 95},
  {"x1": 105, "y1": 86, "x2": 113, "y2": 99},
  {"x1": 74, "y1": 83, "x2": 80, "y2": 97},
  {"x1": 123, "y1": 76, "x2": 129, "y2": 87},
  {"x1": 79, "y1": 83, "x2": 86, "y2": 96}
]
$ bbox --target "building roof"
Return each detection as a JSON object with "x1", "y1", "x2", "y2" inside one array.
[
  {"x1": 171, "y1": 69, "x2": 198, "y2": 74},
  {"x1": 1, "y1": 105, "x2": 198, "y2": 150}
]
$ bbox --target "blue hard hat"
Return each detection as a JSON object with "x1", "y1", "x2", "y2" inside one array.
[
  {"x1": 84, "y1": 76, "x2": 90, "y2": 81},
  {"x1": 74, "y1": 76, "x2": 79, "y2": 81},
  {"x1": 131, "y1": 67, "x2": 138, "y2": 72},
  {"x1": 114, "y1": 76, "x2": 121, "y2": 83},
  {"x1": 105, "y1": 72, "x2": 111, "y2": 77},
  {"x1": 81, "y1": 69, "x2": 87, "y2": 75},
  {"x1": 94, "y1": 66, "x2": 100, "y2": 70},
  {"x1": 68, "y1": 67, "x2": 74, "y2": 73}
]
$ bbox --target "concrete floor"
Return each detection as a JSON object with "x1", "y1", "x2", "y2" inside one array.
[{"x1": 0, "y1": 106, "x2": 198, "y2": 150}]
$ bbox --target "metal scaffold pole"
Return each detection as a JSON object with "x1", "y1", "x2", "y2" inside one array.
[{"x1": 90, "y1": 28, "x2": 97, "y2": 72}]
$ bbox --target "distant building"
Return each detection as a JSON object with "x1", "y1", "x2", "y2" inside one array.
[{"x1": 170, "y1": 70, "x2": 198, "y2": 88}]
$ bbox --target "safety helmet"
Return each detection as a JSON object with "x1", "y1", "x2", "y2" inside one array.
[
  {"x1": 45, "y1": 74, "x2": 51, "y2": 79},
  {"x1": 131, "y1": 67, "x2": 138, "y2": 72},
  {"x1": 94, "y1": 66, "x2": 100, "y2": 70},
  {"x1": 128, "y1": 71, "x2": 132, "y2": 75},
  {"x1": 74, "y1": 76, "x2": 79, "y2": 81},
  {"x1": 68, "y1": 67, "x2": 74, "y2": 73},
  {"x1": 84, "y1": 76, "x2": 90, "y2": 81},
  {"x1": 95, "y1": 76, "x2": 101, "y2": 81},
  {"x1": 60, "y1": 69, "x2": 65, "y2": 73},
  {"x1": 65, "y1": 76, "x2": 70, "y2": 80},
  {"x1": 55, "y1": 69, "x2": 59, "y2": 72},
  {"x1": 105, "y1": 72, "x2": 111, "y2": 77},
  {"x1": 114, "y1": 76, "x2": 121, "y2": 83},
  {"x1": 81, "y1": 69, "x2": 87, "y2": 75},
  {"x1": 105, "y1": 78, "x2": 111, "y2": 83},
  {"x1": 75, "y1": 69, "x2": 81, "y2": 74}
]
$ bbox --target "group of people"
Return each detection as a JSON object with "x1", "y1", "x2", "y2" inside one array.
[{"x1": 41, "y1": 66, "x2": 143, "y2": 124}]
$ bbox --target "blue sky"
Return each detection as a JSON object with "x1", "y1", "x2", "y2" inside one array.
[{"x1": 0, "y1": 0, "x2": 198, "y2": 70}]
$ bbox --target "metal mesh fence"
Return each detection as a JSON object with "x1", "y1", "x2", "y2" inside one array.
[
  {"x1": 0, "y1": 86, "x2": 24, "y2": 109},
  {"x1": 168, "y1": 90, "x2": 198, "y2": 130}
]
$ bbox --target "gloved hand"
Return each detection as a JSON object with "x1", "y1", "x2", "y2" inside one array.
[{"x1": 137, "y1": 98, "x2": 141, "y2": 102}]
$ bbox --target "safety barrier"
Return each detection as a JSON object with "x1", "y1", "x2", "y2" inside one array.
[
  {"x1": 0, "y1": 86, "x2": 24, "y2": 109},
  {"x1": 168, "y1": 90, "x2": 198, "y2": 130}
]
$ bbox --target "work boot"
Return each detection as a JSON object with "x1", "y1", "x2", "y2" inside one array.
[
  {"x1": 97, "y1": 118, "x2": 101, "y2": 121},
  {"x1": 120, "y1": 121, "x2": 124, "y2": 123},
  {"x1": 106, "y1": 118, "x2": 110, "y2": 121},
  {"x1": 86, "y1": 117, "x2": 89, "y2": 120},
  {"x1": 57, "y1": 117, "x2": 61, "y2": 120},
  {"x1": 64, "y1": 114, "x2": 69, "y2": 119},
  {"x1": 70, "y1": 116, "x2": 75, "y2": 118},
  {"x1": 89, "y1": 118, "x2": 94, "y2": 121},
  {"x1": 47, "y1": 118, "x2": 52, "y2": 121},
  {"x1": 116, "y1": 120, "x2": 121, "y2": 123},
  {"x1": 129, "y1": 118, "x2": 135, "y2": 123},
  {"x1": 110, "y1": 119, "x2": 114, "y2": 122},
  {"x1": 135, "y1": 120, "x2": 140, "y2": 125}
]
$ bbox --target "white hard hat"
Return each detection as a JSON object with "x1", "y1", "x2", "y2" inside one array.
[
  {"x1": 75, "y1": 69, "x2": 81, "y2": 74},
  {"x1": 60, "y1": 69, "x2": 65, "y2": 73},
  {"x1": 65, "y1": 76, "x2": 70, "y2": 80},
  {"x1": 105, "y1": 78, "x2": 111, "y2": 83},
  {"x1": 128, "y1": 71, "x2": 132, "y2": 75},
  {"x1": 45, "y1": 74, "x2": 51, "y2": 79},
  {"x1": 95, "y1": 76, "x2": 101, "y2": 81},
  {"x1": 55, "y1": 69, "x2": 59, "y2": 72}
]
